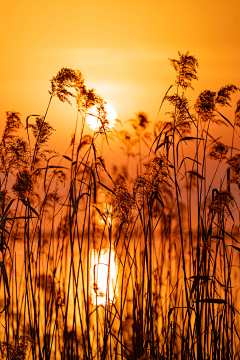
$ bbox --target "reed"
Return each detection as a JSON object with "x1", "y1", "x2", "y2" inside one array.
[{"x1": 0, "y1": 52, "x2": 240, "y2": 360}]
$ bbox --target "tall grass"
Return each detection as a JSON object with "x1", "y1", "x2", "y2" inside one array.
[{"x1": 0, "y1": 52, "x2": 240, "y2": 360}]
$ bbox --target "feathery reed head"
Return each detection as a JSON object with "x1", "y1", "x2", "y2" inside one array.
[
  {"x1": 194, "y1": 85, "x2": 238, "y2": 123},
  {"x1": 235, "y1": 99, "x2": 240, "y2": 126},
  {"x1": 133, "y1": 154, "x2": 170, "y2": 204},
  {"x1": 49, "y1": 67, "x2": 79, "y2": 104},
  {"x1": 112, "y1": 179, "x2": 136, "y2": 224},
  {"x1": 215, "y1": 85, "x2": 239, "y2": 107},
  {"x1": 209, "y1": 190, "x2": 235, "y2": 217},
  {"x1": 3, "y1": 111, "x2": 22, "y2": 140},
  {"x1": 169, "y1": 51, "x2": 198, "y2": 90},
  {"x1": 226, "y1": 154, "x2": 240, "y2": 186},
  {"x1": 194, "y1": 90, "x2": 217, "y2": 122},
  {"x1": 28, "y1": 116, "x2": 55, "y2": 148},
  {"x1": 12, "y1": 169, "x2": 36, "y2": 200},
  {"x1": 208, "y1": 141, "x2": 229, "y2": 161},
  {"x1": 0, "y1": 334, "x2": 34, "y2": 360}
]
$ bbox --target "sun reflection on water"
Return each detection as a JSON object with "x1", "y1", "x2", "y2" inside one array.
[{"x1": 90, "y1": 248, "x2": 117, "y2": 305}]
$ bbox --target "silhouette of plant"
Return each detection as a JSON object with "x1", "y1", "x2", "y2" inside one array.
[
  {"x1": 0, "y1": 335, "x2": 34, "y2": 360},
  {"x1": 12, "y1": 169, "x2": 37, "y2": 200},
  {"x1": 235, "y1": 99, "x2": 240, "y2": 126},
  {"x1": 133, "y1": 154, "x2": 171, "y2": 205},
  {"x1": 111, "y1": 180, "x2": 136, "y2": 223},
  {"x1": 169, "y1": 51, "x2": 199, "y2": 90},
  {"x1": 28, "y1": 116, "x2": 55, "y2": 152},
  {"x1": 194, "y1": 85, "x2": 238, "y2": 123},
  {"x1": 227, "y1": 153, "x2": 240, "y2": 186},
  {"x1": 164, "y1": 93, "x2": 193, "y2": 134},
  {"x1": 208, "y1": 141, "x2": 229, "y2": 161},
  {"x1": 0, "y1": 112, "x2": 29, "y2": 178},
  {"x1": 208, "y1": 190, "x2": 235, "y2": 217},
  {"x1": 129, "y1": 112, "x2": 150, "y2": 134},
  {"x1": 49, "y1": 67, "x2": 79, "y2": 105}
]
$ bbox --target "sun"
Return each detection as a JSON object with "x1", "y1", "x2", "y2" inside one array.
[{"x1": 86, "y1": 103, "x2": 118, "y2": 131}]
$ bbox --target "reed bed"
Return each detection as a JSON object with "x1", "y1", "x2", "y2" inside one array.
[{"x1": 0, "y1": 52, "x2": 240, "y2": 360}]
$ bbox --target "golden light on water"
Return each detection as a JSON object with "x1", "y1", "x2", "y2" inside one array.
[
  {"x1": 90, "y1": 248, "x2": 117, "y2": 305},
  {"x1": 86, "y1": 103, "x2": 118, "y2": 131}
]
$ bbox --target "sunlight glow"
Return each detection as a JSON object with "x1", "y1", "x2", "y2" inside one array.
[
  {"x1": 86, "y1": 103, "x2": 117, "y2": 131},
  {"x1": 95, "y1": 204, "x2": 112, "y2": 228},
  {"x1": 90, "y1": 248, "x2": 117, "y2": 305}
]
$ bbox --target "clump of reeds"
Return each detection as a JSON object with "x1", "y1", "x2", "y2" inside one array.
[{"x1": 0, "y1": 53, "x2": 240, "y2": 360}]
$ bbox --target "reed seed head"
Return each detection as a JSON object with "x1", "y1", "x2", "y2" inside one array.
[
  {"x1": 226, "y1": 154, "x2": 240, "y2": 185},
  {"x1": 209, "y1": 191, "x2": 235, "y2": 217},
  {"x1": 112, "y1": 181, "x2": 136, "y2": 223},
  {"x1": 169, "y1": 51, "x2": 199, "y2": 90},
  {"x1": 208, "y1": 141, "x2": 229, "y2": 161},
  {"x1": 12, "y1": 169, "x2": 36, "y2": 200},
  {"x1": 133, "y1": 155, "x2": 170, "y2": 205}
]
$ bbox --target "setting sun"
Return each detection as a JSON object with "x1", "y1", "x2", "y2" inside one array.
[{"x1": 86, "y1": 103, "x2": 118, "y2": 131}]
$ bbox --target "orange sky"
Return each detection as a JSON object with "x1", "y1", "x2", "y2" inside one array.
[{"x1": 1, "y1": 0, "x2": 240, "y2": 154}]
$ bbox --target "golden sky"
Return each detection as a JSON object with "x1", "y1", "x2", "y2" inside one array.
[{"x1": 1, "y1": 0, "x2": 240, "y2": 152}]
